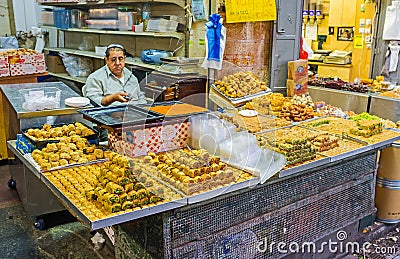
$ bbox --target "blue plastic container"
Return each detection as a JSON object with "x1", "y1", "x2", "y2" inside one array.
[{"x1": 53, "y1": 8, "x2": 71, "y2": 29}]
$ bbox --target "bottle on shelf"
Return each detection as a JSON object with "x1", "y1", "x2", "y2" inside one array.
[{"x1": 142, "y1": 2, "x2": 151, "y2": 31}]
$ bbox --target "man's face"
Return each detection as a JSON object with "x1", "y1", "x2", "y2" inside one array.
[{"x1": 105, "y1": 49, "x2": 125, "y2": 77}]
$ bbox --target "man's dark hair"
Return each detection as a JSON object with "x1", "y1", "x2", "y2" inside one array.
[{"x1": 105, "y1": 44, "x2": 127, "y2": 57}]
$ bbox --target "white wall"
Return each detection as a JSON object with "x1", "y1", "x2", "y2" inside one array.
[
  {"x1": 0, "y1": 0, "x2": 12, "y2": 35},
  {"x1": 12, "y1": 0, "x2": 41, "y2": 32}
]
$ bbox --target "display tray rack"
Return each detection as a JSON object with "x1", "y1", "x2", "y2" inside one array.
[
  {"x1": 40, "y1": 172, "x2": 187, "y2": 230},
  {"x1": 211, "y1": 84, "x2": 271, "y2": 105}
]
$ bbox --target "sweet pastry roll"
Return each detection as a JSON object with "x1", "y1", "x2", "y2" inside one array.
[
  {"x1": 117, "y1": 176, "x2": 130, "y2": 186},
  {"x1": 124, "y1": 183, "x2": 134, "y2": 193},
  {"x1": 48, "y1": 153, "x2": 59, "y2": 162},
  {"x1": 59, "y1": 152, "x2": 71, "y2": 160},
  {"x1": 42, "y1": 131, "x2": 51, "y2": 138},
  {"x1": 40, "y1": 162, "x2": 51, "y2": 170},
  {"x1": 50, "y1": 161, "x2": 60, "y2": 168},
  {"x1": 87, "y1": 154, "x2": 97, "y2": 161},
  {"x1": 103, "y1": 193, "x2": 120, "y2": 205},
  {"x1": 106, "y1": 203, "x2": 121, "y2": 213},
  {"x1": 67, "y1": 124, "x2": 75, "y2": 132},
  {"x1": 59, "y1": 159, "x2": 69, "y2": 166},
  {"x1": 140, "y1": 197, "x2": 149, "y2": 205},
  {"x1": 94, "y1": 149, "x2": 103, "y2": 159}
]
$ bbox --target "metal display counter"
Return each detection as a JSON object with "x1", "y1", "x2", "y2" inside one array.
[
  {"x1": 308, "y1": 86, "x2": 370, "y2": 114},
  {"x1": 7, "y1": 129, "x2": 400, "y2": 257},
  {"x1": 0, "y1": 81, "x2": 94, "y2": 159},
  {"x1": 7, "y1": 140, "x2": 65, "y2": 218},
  {"x1": 115, "y1": 149, "x2": 379, "y2": 258},
  {"x1": 1, "y1": 82, "x2": 94, "y2": 226},
  {"x1": 369, "y1": 95, "x2": 400, "y2": 122}
]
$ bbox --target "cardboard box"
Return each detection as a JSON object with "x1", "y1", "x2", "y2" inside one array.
[
  {"x1": 288, "y1": 59, "x2": 308, "y2": 80},
  {"x1": 0, "y1": 56, "x2": 8, "y2": 67},
  {"x1": 10, "y1": 61, "x2": 46, "y2": 76},
  {"x1": 0, "y1": 67, "x2": 10, "y2": 77},
  {"x1": 46, "y1": 55, "x2": 67, "y2": 73},
  {"x1": 8, "y1": 53, "x2": 45, "y2": 65},
  {"x1": 287, "y1": 77, "x2": 308, "y2": 97},
  {"x1": 108, "y1": 121, "x2": 190, "y2": 157}
]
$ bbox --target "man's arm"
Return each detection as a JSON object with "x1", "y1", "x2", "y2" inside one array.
[
  {"x1": 101, "y1": 92, "x2": 129, "y2": 106},
  {"x1": 83, "y1": 75, "x2": 129, "y2": 106},
  {"x1": 82, "y1": 76, "x2": 106, "y2": 106}
]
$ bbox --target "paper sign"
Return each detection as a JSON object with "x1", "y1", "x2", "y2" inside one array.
[
  {"x1": 354, "y1": 35, "x2": 364, "y2": 49},
  {"x1": 305, "y1": 23, "x2": 318, "y2": 41},
  {"x1": 192, "y1": 0, "x2": 206, "y2": 21},
  {"x1": 225, "y1": 0, "x2": 277, "y2": 23}
]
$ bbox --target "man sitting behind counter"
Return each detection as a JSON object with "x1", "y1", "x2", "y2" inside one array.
[{"x1": 83, "y1": 44, "x2": 147, "y2": 106}]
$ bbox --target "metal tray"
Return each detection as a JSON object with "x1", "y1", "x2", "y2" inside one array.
[
  {"x1": 187, "y1": 177, "x2": 259, "y2": 204},
  {"x1": 23, "y1": 152, "x2": 110, "y2": 174},
  {"x1": 325, "y1": 145, "x2": 373, "y2": 163},
  {"x1": 279, "y1": 156, "x2": 331, "y2": 179},
  {"x1": 370, "y1": 129, "x2": 400, "y2": 150},
  {"x1": 21, "y1": 122, "x2": 99, "y2": 150},
  {"x1": 40, "y1": 172, "x2": 187, "y2": 230},
  {"x1": 78, "y1": 104, "x2": 164, "y2": 127},
  {"x1": 140, "y1": 101, "x2": 209, "y2": 119},
  {"x1": 211, "y1": 84, "x2": 271, "y2": 104}
]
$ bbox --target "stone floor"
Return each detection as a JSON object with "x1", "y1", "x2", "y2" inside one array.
[{"x1": 0, "y1": 162, "x2": 114, "y2": 259}]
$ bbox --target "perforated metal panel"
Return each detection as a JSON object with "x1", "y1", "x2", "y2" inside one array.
[
  {"x1": 170, "y1": 173, "x2": 375, "y2": 258},
  {"x1": 165, "y1": 151, "x2": 377, "y2": 251}
]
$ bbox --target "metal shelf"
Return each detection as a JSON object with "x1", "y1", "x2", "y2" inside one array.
[
  {"x1": 40, "y1": 0, "x2": 186, "y2": 9},
  {"x1": 47, "y1": 71, "x2": 88, "y2": 84},
  {"x1": 41, "y1": 26, "x2": 184, "y2": 40},
  {"x1": 44, "y1": 47, "x2": 161, "y2": 70}
]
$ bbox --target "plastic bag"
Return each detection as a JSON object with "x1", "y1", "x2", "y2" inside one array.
[
  {"x1": 59, "y1": 52, "x2": 93, "y2": 77},
  {"x1": 0, "y1": 36, "x2": 18, "y2": 49}
]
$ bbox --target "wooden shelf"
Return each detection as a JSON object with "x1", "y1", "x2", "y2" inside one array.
[{"x1": 48, "y1": 72, "x2": 87, "y2": 84}]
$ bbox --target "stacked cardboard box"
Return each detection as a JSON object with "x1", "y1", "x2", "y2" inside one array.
[
  {"x1": 287, "y1": 59, "x2": 308, "y2": 97},
  {"x1": 0, "y1": 56, "x2": 9, "y2": 77},
  {"x1": 7, "y1": 52, "x2": 46, "y2": 76}
]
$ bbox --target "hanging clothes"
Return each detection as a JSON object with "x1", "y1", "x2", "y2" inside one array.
[
  {"x1": 389, "y1": 43, "x2": 400, "y2": 72},
  {"x1": 383, "y1": 2, "x2": 400, "y2": 40}
]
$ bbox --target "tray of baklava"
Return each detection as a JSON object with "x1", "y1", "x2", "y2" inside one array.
[{"x1": 40, "y1": 151, "x2": 186, "y2": 230}]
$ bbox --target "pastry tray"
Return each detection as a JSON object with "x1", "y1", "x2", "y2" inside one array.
[
  {"x1": 140, "y1": 101, "x2": 209, "y2": 119},
  {"x1": 78, "y1": 104, "x2": 164, "y2": 127},
  {"x1": 40, "y1": 172, "x2": 187, "y2": 230},
  {"x1": 21, "y1": 122, "x2": 99, "y2": 150},
  {"x1": 23, "y1": 152, "x2": 109, "y2": 173},
  {"x1": 211, "y1": 84, "x2": 271, "y2": 104}
]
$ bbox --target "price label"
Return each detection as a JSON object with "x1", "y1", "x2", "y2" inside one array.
[{"x1": 225, "y1": 0, "x2": 277, "y2": 23}]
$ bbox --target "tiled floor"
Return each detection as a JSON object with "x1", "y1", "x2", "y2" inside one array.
[{"x1": 0, "y1": 162, "x2": 114, "y2": 259}]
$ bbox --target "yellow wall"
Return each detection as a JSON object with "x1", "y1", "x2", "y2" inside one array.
[
  {"x1": 308, "y1": 0, "x2": 375, "y2": 81},
  {"x1": 352, "y1": 0, "x2": 375, "y2": 80}
]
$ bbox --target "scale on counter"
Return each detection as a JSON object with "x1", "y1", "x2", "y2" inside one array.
[
  {"x1": 157, "y1": 57, "x2": 201, "y2": 75},
  {"x1": 309, "y1": 50, "x2": 332, "y2": 62},
  {"x1": 78, "y1": 105, "x2": 164, "y2": 128},
  {"x1": 324, "y1": 50, "x2": 352, "y2": 65}
]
